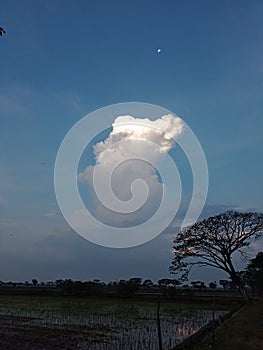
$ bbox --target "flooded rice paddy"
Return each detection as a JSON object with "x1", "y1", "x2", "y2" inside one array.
[{"x1": 0, "y1": 295, "x2": 229, "y2": 349}]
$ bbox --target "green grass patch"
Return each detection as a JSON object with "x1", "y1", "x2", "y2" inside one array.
[{"x1": 193, "y1": 297, "x2": 263, "y2": 350}]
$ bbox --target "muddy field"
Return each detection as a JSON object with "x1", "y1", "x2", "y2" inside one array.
[{"x1": 0, "y1": 314, "x2": 116, "y2": 350}]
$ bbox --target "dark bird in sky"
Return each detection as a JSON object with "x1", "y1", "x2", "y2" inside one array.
[{"x1": 0, "y1": 27, "x2": 6, "y2": 36}]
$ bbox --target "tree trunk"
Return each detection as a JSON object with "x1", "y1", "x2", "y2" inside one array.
[{"x1": 230, "y1": 271, "x2": 250, "y2": 303}]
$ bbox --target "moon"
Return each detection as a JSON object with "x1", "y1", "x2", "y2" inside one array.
[{"x1": 156, "y1": 48, "x2": 161, "y2": 53}]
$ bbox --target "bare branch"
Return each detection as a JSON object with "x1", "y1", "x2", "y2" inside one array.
[{"x1": 170, "y1": 210, "x2": 263, "y2": 301}]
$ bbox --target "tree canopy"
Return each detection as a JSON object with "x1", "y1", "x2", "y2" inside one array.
[
  {"x1": 169, "y1": 210, "x2": 263, "y2": 300},
  {"x1": 243, "y1": 251, "x2": 263, "y2": 296}
]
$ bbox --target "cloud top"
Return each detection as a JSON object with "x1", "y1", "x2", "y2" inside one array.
[{"x1": 78, "y1": 114, "x2": 184, "y2": 226}]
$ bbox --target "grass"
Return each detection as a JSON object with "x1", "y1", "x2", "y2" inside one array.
[
  {"x1": 192, "y1": 297, "x2": 263, "y2": 350},
  {"x1": 0, "y1": 294, "x2": 231, "y2": 318}
]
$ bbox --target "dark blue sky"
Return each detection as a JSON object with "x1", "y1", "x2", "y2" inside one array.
[{"x1": 0, "y1": 0, "x2": 262, "y2": 283}]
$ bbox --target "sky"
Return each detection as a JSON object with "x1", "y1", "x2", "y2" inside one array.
[{"x1": 0, "y1": 0, "x2": 263, "y2": 283}]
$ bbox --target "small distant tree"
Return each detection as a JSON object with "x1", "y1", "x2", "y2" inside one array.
[
  {"x1": 209, "y1": 281, "x2": 217, "y2": 289},
  {"x1": 116, "y1": 279, "x2": 140, "y2": 297},
  {"x1": 170, "y1": 211, "x2": 263, "y2": 301},
  {"x1": 32, "y1": 279, "x2": 38, "y2": 286},
  {"x1": 158, "y1": 278, "x2": 173, "y2": 288},
  {"x1": 93, "y1": 279, "x2": 103, "y2": 285},
  {"x1": 107, "y1": 281, "x2": 117, "y2": 289},
  {"x1": 191, "y1": 281, "x2": 206, "y2": 290},
  {"x1": 129, "y1": 278, "x2": 142, "y2": 287},
  {"x1": 169, "y1": 279, "x2": 181, "y2": 288},
  {"x1": 55, "y1": 279, "x2": 64, "y2": 287},
  {"x1": 142, "y1": 279, "x2": 154, "y2": 288},
  {"x1": 62, "y1": 279, "x2": 74, "y2": 295},
  {"x1": 219, "y1": 279, "x2": 231, "y2": 290}
]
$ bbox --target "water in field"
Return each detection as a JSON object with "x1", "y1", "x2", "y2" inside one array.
[{"x1": 0, "y1": 296, "x2": 228, "y2": 349}]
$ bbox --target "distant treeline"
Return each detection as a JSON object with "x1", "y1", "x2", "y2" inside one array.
[
  {"x1": 0, "y1": 278, "x2": 241, "y2": 298},
  {"x1": 2, "y1": 252, "x2": 262, "y2": 298}
]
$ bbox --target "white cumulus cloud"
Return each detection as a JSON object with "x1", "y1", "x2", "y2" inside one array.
[{"x1": 78, "y1": 114, "x2": 184, "y2": 227}]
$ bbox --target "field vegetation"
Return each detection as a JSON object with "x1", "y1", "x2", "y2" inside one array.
[
  {"x1": 0, "y1": 294, "x2": 235, "y2": 350},
  {"x1": 192, "y1": 297, "x2": 263, "y2": 350}
]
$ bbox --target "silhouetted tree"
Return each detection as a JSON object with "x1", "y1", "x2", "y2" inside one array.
[
  {"x1": 142, "y1": 279, "x2": 154, "y2": 288},
  {"x1": 244, "y1": 251, "x2": 263, "y2": 296},
  {"x1": 55, "y1": 279, "x2": 64, "y2": 287},
  {"x1": 116, "y1": 279, "x2": 140, "y2": 297},
  {"x1": 209, "y1": 281, "x2": 217, "y2": 289},
  {"x1": 158, "y1": 278, "x2": 173, "y2": 288},
  {"x1": 219, "y1": 279, "x2": 231, "y2": 290},
  {"x1": 0, "y1": 27, "x2": 6, "y2": 37},
  {"x1": 191, "y1": 281, "x2": 206, "y2": 290},
  {"x1": 170, "y1": 211, "x2": 263, "y2": 301},
  {"x1": 170, "y1": 279, "x2": 182, "y2": 288},
  {"x1": 32, "y1": 279, "x2": 38, "y2": 286},
  {"x1": 129, "y1": 277, "x2": 142, "y2": 287}
]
